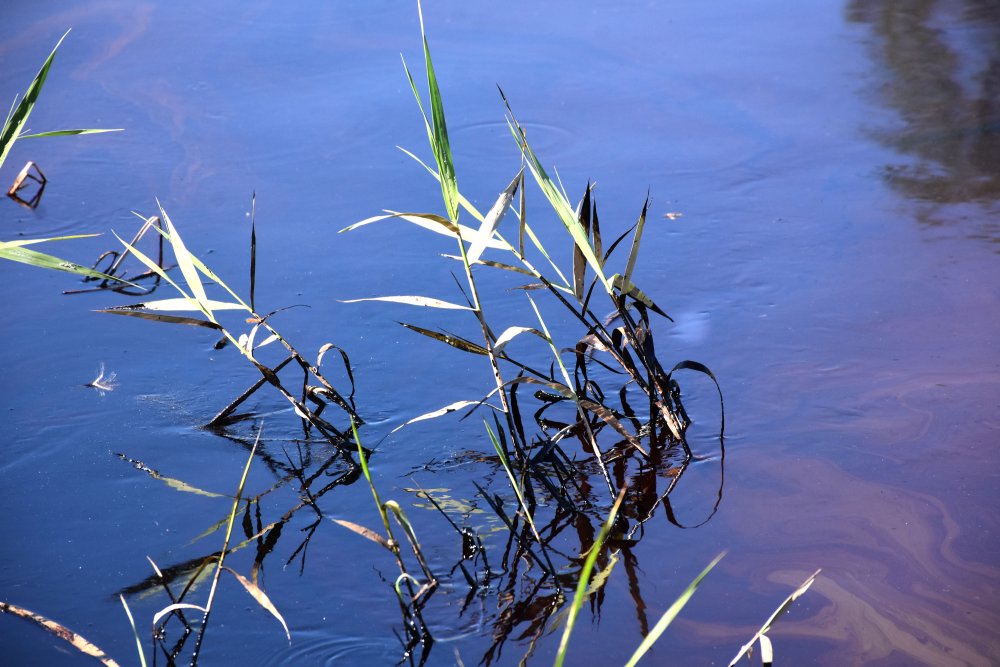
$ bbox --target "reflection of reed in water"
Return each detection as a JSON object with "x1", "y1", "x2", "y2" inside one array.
[{"x1": 848, "y1": 0, "x2": 1000, "y2": 243}]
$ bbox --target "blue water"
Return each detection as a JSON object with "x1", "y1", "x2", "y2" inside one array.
[{"x1": 2, "y1": 1, "x2": 998, "y2": 665}]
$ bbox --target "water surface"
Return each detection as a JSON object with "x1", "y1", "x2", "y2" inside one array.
[{"x1": 1, "y1": 1, "x2": 998, "y2": 665}]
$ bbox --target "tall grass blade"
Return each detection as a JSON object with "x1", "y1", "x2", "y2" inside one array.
[
  {"x1": 443, "y1": 255, "x2": 535, "y2": 276},
  {"x1": 192, "y1": 428, "x2": 262, "y2": 662},
  {"x1": 623, "y1": 553, "x2": 725, "y2": 667},
  {"x1": 0, "y1": 601, "x2": 121, "y2": 667},
  {"x1": 500, "y1": 90, "x2": 608, "y2": 292},
  {"x1": 0, "y1": 30, "x2": 121, "y2": 169},
  {"x1": 249, "y1": 191, "x2": 257, "y2": 312},
  {"x1": 119, "y1": 594, "x2": 147, "y2": 667},
  {"x1": 573, "y1": 184, "x2": 592, "y2": 299},
  {"x1": 0, "y1": 233, "x2": 100, "y2": 249},
  {"x1": 728, "y1": 569, "x2": 821, "y2": 667},
  {"x1": 485, "y1": 420, "x2": 541, "y2": 543},
  {"x1": 0, "y1": 30, "x2": 66, "y2": 168},
  {"x1": 525, "y1": 294, "x2": 573, "y2": 390},
  {"x1": 553, "y1": 487, "x2": 627, "y2": 667},
  {"x1": 518, "y1": 167, "x2": 527, "y2": 258},
  {"x1": 623, "y1": 196, "x2": 649, "y2": 286},
  {"x1": 591, "y1": 196, "x2": 603, "y2": 261},
  {"x1": 416, "y1": 0, "x2": 459, "y2": 222}
]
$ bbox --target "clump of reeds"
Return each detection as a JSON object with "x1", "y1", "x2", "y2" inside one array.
[{"x1": 0, "y1": 8, "x2": 822, "y2": 666}]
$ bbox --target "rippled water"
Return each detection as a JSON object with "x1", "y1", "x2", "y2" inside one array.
[{"x1": 1, "y1": 1, "x2": 998, "y2": 665}]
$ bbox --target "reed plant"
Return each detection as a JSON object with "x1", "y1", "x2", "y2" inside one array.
[
  {"x1": 342, "y1": 2, "x2": 730, "y2": 661},
  {"x1": 0, "y1": 7, "x2": 822, "y2": 666}
]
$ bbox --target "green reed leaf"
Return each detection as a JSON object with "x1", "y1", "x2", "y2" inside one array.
[{"x1": 624, "y1": 553, "x2": 725, "y2": 667}]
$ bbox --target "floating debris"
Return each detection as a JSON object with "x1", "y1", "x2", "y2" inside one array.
[{"x1": 85, "y1": 362, "x2": 118, "y2": 395}]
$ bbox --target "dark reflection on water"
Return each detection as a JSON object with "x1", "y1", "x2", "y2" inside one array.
[{"x1": 848, "y1": 0, "x2": 1000, "y2": 246}]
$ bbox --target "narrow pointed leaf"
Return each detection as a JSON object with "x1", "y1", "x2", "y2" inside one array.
[
  {"x1": 467, "y1": 168, "x2": 522, "y2": 264},
  {"x1": 0, "y1": 30, "x2": 66, "y2": 168},
  {"x1": 501, "y1": 91, "x2": 608, "y2": 292},
  {"x1": 592, "y1": 198, "x2": 603, "y2": 261},
  {"x1": 106, "y1": 297, "x2": 244, "y2": 312},
  {"x1": 341, "y1": 211, "x2": 499, "y2": 247},
  {"x1": 441, "y1": 254, "x2": 535, "y2": 276},
  {"x1": 624, "y1": 553, "x2": 725, "y2": 667},
  {"x1": 0, "y1": 242, "x2": 132, "y2": 284},
  {"x1": 728, "y1": 569, "x2": 821, "y2": 667},
  {"x1": 18, "y1": 128, "x2": 121, "y2": 139},
  {"x1": 610, "y1": 274, "x2": 671, "y2": 319},
  {"x1": 222, "y1": 566, "x2": 291, "y2": 642},
  {"x1": 417, "y1": 0, "x2": 459, "y2": 221},
  {"x1": 624, "y1": 197, "x2": 649, "y2": 285},
  {"x1": 98, "y1": 308, "x2": 223, "y2": 329},
  {"x1": 554, "y1": 488, "x2": 628, "y2": 667},
  {"x1": 0, "y1": 233, "x2": 99, "y2": 248},
  {"x1": 119, "y1": 595, "x2": 147, "y2": 667},
  {"x1": 364, "y1": 210, "x2": 454, "y2": 235},
  {"x1": 518, "y1": 167, "x2": 526, "y2": 258},
  {"x1": 391, "y1": 400, "x2": 482, "y2": 433},
  {"x1": 0, "y1": 601, "x2": 121, "y2": 667},
  {"x1": 157, "y1": 204, "x2": 212, "y2": 319},
  {"x1": 573, "y1": 184, "x2": 592, "y2": 299},
  {"x1": 340, "y1": 295, "x2": 472, "y2": 310},
  {"x1": 249, "y1": 191, "x2": 257, "y2": 312},
  {"x1": 399, "y1": 322, "x2": 489, "y2": 355},
  {"x1": 332, "y1": 518, "x2": 393, "y2": 550}
]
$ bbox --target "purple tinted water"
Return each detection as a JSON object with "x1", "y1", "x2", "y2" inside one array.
[{"x1": 1, "y1": 1, "x2": 998, "y2": 665}]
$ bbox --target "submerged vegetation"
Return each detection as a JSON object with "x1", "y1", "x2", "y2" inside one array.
[{"x1": 0, "y1": 4, "x2": 819, "y2": 665}]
